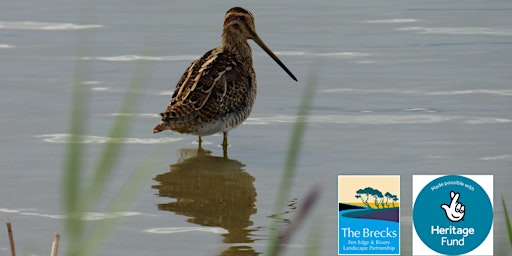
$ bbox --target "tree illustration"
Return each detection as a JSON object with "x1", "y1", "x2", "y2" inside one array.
[
  {"x1": 372, "y1": 189, "x2": 383, "y2": 209},
  {"x1": 384, "y1": 192, "x2": 393, "y2": 208},
  {"x1": 355, "y1": 187, "x2": 399, "y2": 209},
  {"x1": 355, "y1": 187, "x2": 374, "y2": 208},
  {"x1": 392, "y1": 195, "x2": 399, "y2": 207},
  {"x1": 355, "y1": 187, "x2": 385, "y2": 209}
]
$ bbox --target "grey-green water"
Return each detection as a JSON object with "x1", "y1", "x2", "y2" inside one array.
[{"x1": 1, "y1": 0, "x2": 511, "y2": 255}]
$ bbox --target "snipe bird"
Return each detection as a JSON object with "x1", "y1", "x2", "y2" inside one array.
[{"x1": 153, "y1": 7, "x2": 297, "y2": 154}]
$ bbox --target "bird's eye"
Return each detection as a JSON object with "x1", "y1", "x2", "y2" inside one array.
[{"x1": 239, "y1": 16, "x2": 245, "y2": 21}]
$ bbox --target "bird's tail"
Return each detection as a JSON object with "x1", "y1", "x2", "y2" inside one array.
[
  {"x1": 153, "y1": 122, "x2": 168, "y2": 133},
  {"x1": 153, "y1": 112, "x2": 170, "y2": 133}
]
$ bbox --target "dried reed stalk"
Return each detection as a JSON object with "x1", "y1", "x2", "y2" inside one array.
[
  {"x1": 51, "y1": 232, "x2": 61, "y2": 256},
  {"x1": 6, "y1": 222, "x2": 16, "y2": 256}
]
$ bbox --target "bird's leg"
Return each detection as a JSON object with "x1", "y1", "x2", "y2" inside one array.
[
  {"x1": 198, "y1": 136, "x2": 203, "y2": 150},
  {"x1": 222, "y1": 132, "x2": 228, "y2": 159}
]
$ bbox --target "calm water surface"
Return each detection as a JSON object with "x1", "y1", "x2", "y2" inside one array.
[{"x1": 1, "y1": 0, "x2": 511, "y2": 255}]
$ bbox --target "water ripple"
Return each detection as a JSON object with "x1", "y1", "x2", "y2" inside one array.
[
  {"x1": 365, "y1": 19, "x2": 418, "y2": 24},
  {"x1": 82, "y1": 51, "x2": 371, "y2": 62},
  {"x1": 425, "y1": 90, "x2": 512, "y2": 96},
  {"x1": 322, "y1": 88, "x2": 512, "y2": 96},
  {"x1": 145, "y1": 227, "x2": 226, "y2": 235},
  {"x1": 111, "y1": 113, "x2": 159, "y2": 117},
  {"x1": 35, "y1": 134, "x2": 181, "y2": 144},
  {"x1": 247, "y1": 115, "x2": 449, "y2": 125},
  {"x1": 322, "y1": 88, "x2": 420, "y2": 94},
  {"x1": 0, "y1": 208, "x2": 143, "y2": 220},
  {"x1": 480, "y1": 154, "x2": 512, "y2": 161},
  {"x1": 0, "y1": 21, "x2": 102, "y2": 30},
  {"x1": 275, "y1": 51, "x2": 371, "y2": 58},
  {"x1": 246, "y1": 114, "x2": 511, "y2": 125},
  {"x1": 397, "y1": 26, "x2": 512, "y2": 36},
  {"x1": 82, "y1": 55, "x2": 198, "y2": 62}
]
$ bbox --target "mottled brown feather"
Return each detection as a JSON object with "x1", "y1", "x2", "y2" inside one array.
[
  {"x1": 154, "y1": 47, "x2": 255, "y2": 135},
  {"x1": 153, "y1": 6, "x2": 295, "y2": 139}
]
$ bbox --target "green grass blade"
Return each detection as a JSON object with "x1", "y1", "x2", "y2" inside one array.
[
  {"x1": 279, "y1": 186, "x2": 321, "y2": 250},
  {"x1": 266, "y1": 67, "x2": 319, "y2": 256},
  {"x1": 304, "y1": 213, "x2": 324, "y2": 256},
  {"x1": 63, "y1": 18, "x2": 95, "y2": 254},
  {"x1": 62, "y1": 2, "x2": 156, "y2": 254},
  {"x1": 81, "y1": 59, "x2": 152, "y2": 215},
  {"x1": 64, "y1": 40, "x2": 154, "y2": 256},
  {"x1": 81, "y1": 154, "x2": 159, "y2": 255},
  {"x1": 502, "y1": 195, "x2": 512, "y2": 247},
  {"x1": 63, "y1": 68, "x2": 87, "y2": 242},
  {"x1": 75, "y1": 55, "x2": 152, "y2": 255}
]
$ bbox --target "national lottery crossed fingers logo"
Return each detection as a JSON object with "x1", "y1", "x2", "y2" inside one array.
[{"x1": 412, "y1": 175, "x2": 493, "y2": 255}]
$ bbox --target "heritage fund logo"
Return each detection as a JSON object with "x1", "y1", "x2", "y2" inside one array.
[
  {"x1": 412, "y1": 175, "x2": 493, "y2": 255},
  {"x1": 441, "y1": 191, "x2": 465, "y2": 222},
  {"x1": 338, "y1": 175, "x2": 400, "y2": 255}
]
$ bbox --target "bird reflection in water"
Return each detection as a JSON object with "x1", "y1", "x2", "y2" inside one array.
[{"x1": 152, "y1": 148, "x2": 258, "y2": 255}]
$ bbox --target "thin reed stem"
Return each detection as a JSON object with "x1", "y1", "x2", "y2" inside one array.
[
  {"x1": 51, "y1": 232, "x2": 61, "y2": 256},
  {"x1": 266, "y1": 65, "x2": 319, "y2": 256},
  {"x1": 6, "y1": 222, "x2": 16, "y2": 256}
]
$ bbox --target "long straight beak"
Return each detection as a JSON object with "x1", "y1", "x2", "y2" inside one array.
[{"x1": 251, "y1": 34, "x2": 298, "y2": 81}]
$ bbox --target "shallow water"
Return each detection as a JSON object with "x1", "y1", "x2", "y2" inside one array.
[{"x1": 1, "y1": 0, "x2": 511, "y2": 255}]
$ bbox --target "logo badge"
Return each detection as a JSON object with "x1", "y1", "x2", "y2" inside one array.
[
  {"x1": 338, "y1": 175, "x2": 400, "y2": 255},
  {"x1": 412, "y1": 175, "x2": 493, "y2": 255}
]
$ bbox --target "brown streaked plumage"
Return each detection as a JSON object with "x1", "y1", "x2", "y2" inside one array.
[{"x1": 153, "y1": 7, "x2": 297, "y2": 156}]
